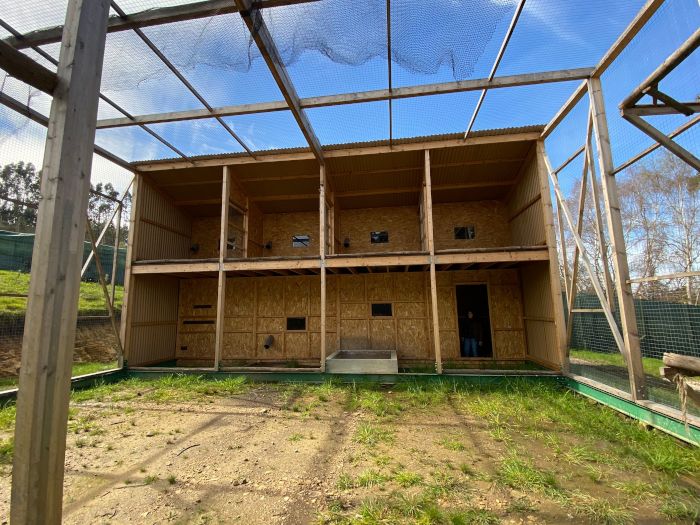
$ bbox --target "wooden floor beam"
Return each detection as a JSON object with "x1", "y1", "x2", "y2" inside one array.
[{"x1": 10, "y1": 1, "x2": 111, "y2": 522}]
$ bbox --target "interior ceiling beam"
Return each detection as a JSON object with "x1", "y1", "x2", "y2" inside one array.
[
  {"x1": 541, "y1": 0, "x2": 666, "y2": 139},
  {"x1": 234, "y1": 0, "x2": 324, "y2": 165},
  {"x1": 96, "y1": 67, "x2": 594, "y2": 129},
  {"x1": 3, "y1": 0, "x2": 320, "y2": 50},
  {"x1": 0, "y1": 91, "x2": 133, "y2": 171},
  {"x1": 0, "y1": 39, "x2": 57, "y2": 93}
]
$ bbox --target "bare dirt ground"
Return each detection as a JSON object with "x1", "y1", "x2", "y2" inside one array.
[{"x1": 0, "y1": 378, "x2": 698, "y2": 524}]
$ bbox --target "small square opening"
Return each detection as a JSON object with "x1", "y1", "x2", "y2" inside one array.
[
  {"x1": 370, "y1": 231, "x2": 389, "y2": 244},
  {"x1": 371, "y1": 303, "x2": 393, "y2": 317},
  {"x1": 292, "y1": 234, "x2": 310, "y2": 248},
  {"x1": 454, "y1": 226, "x2": 476, "y2": 240},
  {"x1": 286, "y1": 317, "x2": 307, "y2": 331}
]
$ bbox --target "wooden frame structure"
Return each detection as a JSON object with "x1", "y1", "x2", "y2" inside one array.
[{"x1": 3, "y1": 0, "x2": 700, "y2": 521}]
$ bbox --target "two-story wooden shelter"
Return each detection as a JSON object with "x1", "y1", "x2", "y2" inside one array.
[{"x1": 122, "y1": 127, "x2": 566, "y2": 373}]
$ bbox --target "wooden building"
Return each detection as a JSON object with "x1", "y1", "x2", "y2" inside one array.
[{"x1": 121, "y1": 127, "x2": 566, "y2": 373}]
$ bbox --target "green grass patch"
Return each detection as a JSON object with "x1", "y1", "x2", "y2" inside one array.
[
  {"x1": 0, "y1": 362, "x2": 116, "y2": 391},
  {"x1": 353, "y1": 423, "x2": 395, "y2": 446},
  {"x1": 569, "y1": 348, "x2": 663, "y2": 378},
  {"x1": 497, "y1": 455, "x2": 558, "y2": 492},
  {"x1": 0, "y1": 438, "x2": 13, "y2": 464},
  {"x1": 0, "y1": 269, "x2": 123, "y2": 318}
]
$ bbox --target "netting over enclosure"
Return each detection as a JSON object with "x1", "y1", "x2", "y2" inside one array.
[{"x1": 0, "y1": 0, "x2": 699, "y2": 426}]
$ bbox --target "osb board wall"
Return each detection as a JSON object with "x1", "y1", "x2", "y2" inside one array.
[
  {"x1": 334, "y1": 273, "x2": 431, "y2": 360},
  {"x1": 136, "y1": 179, "x2": 191, "y2": 260},
  {"x1": 247, "y1": 203, "x2": 264, "y2": 257},
  {"x1": 262, "y1": 211, "x2": 319, "y2": 257},
  {"x1": 127, "y1": 275, "x2": 180, "y2": 366},
  {"x1": 175, "y1": 275, "x2": 335, "y2": 362},
  {"x1": 190, "y1": 217, "x2": 220, "y2": 259},
  {"x1": 433, "y1": 201, "x2": 511, "y2": 250},
  {"x1": 519, "y1": 262, "x2": 560, "y2": 369},
  {"x1": 436, "y1": 270, "x2": 526, "y2": 361},
  {"x1": 338, "y1": 206, "x2": 422, "y2": 254},
  {"x1": 506, "y1": 149, "x2": 545, "y2": 246},
  {"x1": 176, "y1": 277, "x2": 218, "y2": 362}
]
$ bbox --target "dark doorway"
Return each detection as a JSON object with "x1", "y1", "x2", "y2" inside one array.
[{"x1": 456, "y1": 284, "x2": 492, "y2": 358}]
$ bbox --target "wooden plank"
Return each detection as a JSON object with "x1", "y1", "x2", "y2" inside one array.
[
  {"x1": 589, "y1": 77, "x2": 646, "y2": 400},
  {"x1": 98, "y1": 68, "x2": 593, "y2": 129},
  {"x1": 214, "y1": 166, "x2": 230, "y2": 369},
  {"x1": 0, "y1": 39, "x2": 57, "y2": 93},
  {"x1": 622, "y1": 112, "x2": 700, "y2": 172},
  {"x1": 620, "y1": 27, "x2": 700, "y2": 109},
  {"x1": 541, "y1": 0, "x2": 666, "y2": 139},
  {"x1": 424, "y1": 150, "x2": 442, "y2": 374},
  {"x1": 120, "y1": 175, "x2": 142, "y2": 364},
  {"x1": 133, "y1": 130, "x2": 542, "y2": 171},
  {"x1": 463, "y1": 0, "x2": 526, "y2": 137},
  {"x1": 10, "y1": 1, "x2": 110, "y2": 523},
  {"x1": 235, "y1": 0, "x2": 324, "y2": 164},
  {"x1": 84, "y1": 219, "x2": 123, "y2": 358},
  {"x1": 623, "y1": 103, "x2": 700, "y2": 117},
  {"x1": 5, "y1": 0, "x2": 320, "y2": 49},
  {"x1": 320, "y1": 165, "x2": 327, "y2": 370},
  {"x1": 0, "y1": 91, "x2": 132, "y2": 170},
  {"x1": 586, "y1": 125, "x2": 615, "y2": 310},
  {"x1": 566, "y1": 115, "x2": 591, "y2": 346},
  {"x1": 535, "y1": 142, "x2": 569, "y2": 374}
]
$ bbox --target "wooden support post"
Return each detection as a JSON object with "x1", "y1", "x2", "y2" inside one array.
[
  {"x1": 243, "y1": 196, "x2": 249, "y2": 258},
  {"x1": 585, "y1": 118, "x2": 615, "y2": 311},
  {"x1": 544, "y1": 150, "x2": 628, "y2": 369},
  {"x1": 120, "y1": 175, "x2": 140, "y2": 366},
  {"x1": 214, "y1": 166, "x2": 231, "y2": 370},
  {"x1": 556, "y1": 187, "x2": 571, "y2": 303},
  {"x1": 110, "y1": 202, "x2": 122, "y2": 307},
  {"x1": 589, "y1": 77, "x2": 646, "y2": 400},
  {"x1": 10, "y1": 1, "x2": 111, "y2": 522},
  {"x1": 85, "y1": 220, "x2": 123, "y2": 358},
  {"x1": 566, "y1": 116, "x2": 591, "y2": 346},
  {"x1": 424, "y1": 150, "x2": 442, "y2": 374},
  {"x1": 319, "y1": 165, "x2": 327, "y2": 371},
  {"x1": 535, "y1": 142, "x2": 569, "y2": 374}
]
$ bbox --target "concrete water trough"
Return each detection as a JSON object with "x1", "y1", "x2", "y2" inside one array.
[{"x1": 325, "y1": 349, "x2": 399, "y2": 374}]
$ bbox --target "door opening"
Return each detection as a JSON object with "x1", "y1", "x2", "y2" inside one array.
[{"x1": 456, "y1": 284, "x2": 492, "y2": 358}]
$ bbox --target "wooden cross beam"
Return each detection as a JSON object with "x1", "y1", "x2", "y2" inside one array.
[{"x1": 234, "y1": 0, "x2": 324, "y2": 164}]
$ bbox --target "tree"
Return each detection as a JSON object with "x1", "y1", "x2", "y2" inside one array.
[{"x1": 0, "y1": 162, "x2": 40, "y2": 232}]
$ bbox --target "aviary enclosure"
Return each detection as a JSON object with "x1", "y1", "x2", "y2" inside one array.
[{"x1": 0, "y1": 0, "x2": 698, "y2": 522}]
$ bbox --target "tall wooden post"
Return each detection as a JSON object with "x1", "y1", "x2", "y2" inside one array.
[
  {"x1": 110, "y1": 203, "x2": 122, "y2": 307},
  {"x1": 319, "y1": 165, "x2": 327, "y2": 372},
  {"x1": 10, "y1": 1, "x2": 111, "y2": 522},
  {"x1": 214, "y1": 166, "x2": 231, "y2": 370},
  {"x1": 588, "y1": 77, "x2": 646, "y2": 400},
  {"x1": 536, "y1": 142, "x2": 569, "y2": 373},
  {"x1": 120, "y1": 174, "x2": 141, "y2": 367},
  {"x1": 424, "y1": 150, "x2": 442, "y2": 374}
]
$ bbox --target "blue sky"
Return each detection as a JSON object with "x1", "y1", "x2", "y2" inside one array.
[{"x1": 0, "y1": 0, "x2": 698, "y2": 196}]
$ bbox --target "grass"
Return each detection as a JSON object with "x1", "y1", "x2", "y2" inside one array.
[
  {"x1": 0, "y1": 362, "x2": 117, "y2": 391},
  {"x1": 0, "y1": 269, "x2": 123, "y2": 318},
  {"x1": 353, "y1": 423, "x2": 395, "y2": 446},
  {"x1": 497, "y1": 455, "x2": 558, "y2": 492},
  {"x1": 569, "y1": 348, "x2": 663, "y2": 378}
]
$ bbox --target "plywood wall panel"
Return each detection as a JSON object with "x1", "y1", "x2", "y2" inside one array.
[
  {"x1": 284, "y1": 332, "x2": 309, "y2": 358},
  {"x1": 225, "y1": 278, "x2": 255, "y2": 316},
  {"x1": 191, "y1": 217, "x2": 220, "y2": 259},
  {"x1": 179, "y1": 279, "x2": 217, "y2": 317},
  {"x1": 340, "y1": 319, "x2": 369, "y2": 349},
  {"x1": 247, "y1": 203, "x2": 264, "y2": 258},
  {"x1": 339, "y1": 274, "x2": 365, "y2": 302},
  {"x1": 370, "y1": 319, "x2": 396, "y2": 350},
  {"x1": 366, "y1": 273, "x2": 394, "y2": 301},
  {"x1": 394, "y1": 302, "x2": 426, "y2": 318},
  {"x1": 262, "y1": 211, "x2": 319, "y2": 257},
  {"x1": 223, "y1": 332, "x2": 255, "y2": 359},
  {"x1": 257, "y1": 279, "x2": 285, "y2": 317},
  {"x1": 433, "y1": 201, "x2": 511, "y2": 250},
  {"x1": 339, "y1": 206, "x2": 421, "y2": 253},
  {"x1": 519, "y1": 262, "x2": 559, "y2": 367},
  {"x1": 285, "y1": 278, "x2": 310, "y2": 316},
  {"x1": 397, "y1": 318, "x2": 430, "y2": 358},
  {"x1": 177, "y1": 332, "x2": 215, "y2": 359}
]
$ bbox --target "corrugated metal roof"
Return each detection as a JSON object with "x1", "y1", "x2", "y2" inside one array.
[{"x1": 131, "y1": 125, "x2": 544, "y2": 166}]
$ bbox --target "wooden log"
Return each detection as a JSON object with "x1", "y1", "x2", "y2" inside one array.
[
  {"x1": 10, "y1": 1, "x2": 111, "y2": 522},
  {"x1": 663, "y1": 353, "x2": 700, "y2": 376}
]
